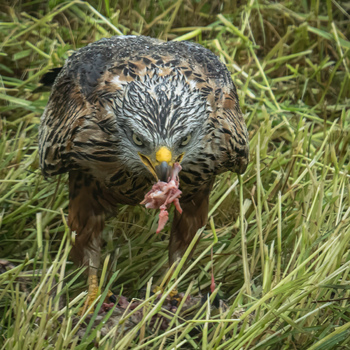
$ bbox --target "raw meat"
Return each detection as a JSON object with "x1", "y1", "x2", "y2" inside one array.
[{"x1": 141, "y1": 163, "x2": 183, "y2": 233}]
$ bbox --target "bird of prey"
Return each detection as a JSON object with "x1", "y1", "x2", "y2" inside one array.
[{"x1": 39, "y1": 35, "x2": 249, "y2": 308}]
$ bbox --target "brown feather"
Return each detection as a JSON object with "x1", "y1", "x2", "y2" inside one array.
[
  {"x1": 169, "y1": 179, "x2": 215, "y2": 266},
  {"x1": 68, "y1": 171, "x2": 105, "y2": 269}
]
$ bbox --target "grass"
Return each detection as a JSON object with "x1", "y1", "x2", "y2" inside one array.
[{"x1": 0, "y1": 0, "x2": 350, "y2": 348}]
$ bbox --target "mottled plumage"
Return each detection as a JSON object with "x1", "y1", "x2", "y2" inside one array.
[{"x1": 39, "y1": 35, "x2": 249, "y2": 300}]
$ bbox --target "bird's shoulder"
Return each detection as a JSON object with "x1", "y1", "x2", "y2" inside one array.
[{"x1": 45, "y1": 36, "x2": 235, "y2": 98}]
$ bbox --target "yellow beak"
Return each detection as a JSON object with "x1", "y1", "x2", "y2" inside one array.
[
  {"x1": 156, "y1": 147, "x2": 172, "y2": 164},
  {"x1": 139, "y1": 146, "x2": 184, "y2": 181}
]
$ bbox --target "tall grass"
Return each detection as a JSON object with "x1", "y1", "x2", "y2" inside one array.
[{"x1": 0, "y1": 0, "x2": 350, "y2": 348}]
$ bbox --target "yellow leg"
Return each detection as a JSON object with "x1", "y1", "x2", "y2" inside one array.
[
  {"x1": 152, "y1": 263, "x2": 181, "y2": 306},
  {"x1": 79, "y1": 275, "x2": 117, "y2": 315},
  {"x1": 80, "y1": 274, "x2": 99, "y2": 315},
  {"x1": 106, "y1": 290, "x2": 114, "y2": 300}
]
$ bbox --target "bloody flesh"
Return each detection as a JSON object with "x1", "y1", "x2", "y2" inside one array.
[{"x1": 141, "y1": 163, "x2": 182, "y2": 233}]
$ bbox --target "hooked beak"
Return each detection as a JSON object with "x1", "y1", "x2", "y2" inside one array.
[
  {"x1": 139, "y1": 146, "x2": 184, "y2": 182},
  {"x1": 155, "y1": 161, "x2": 172, "y2": 181}
]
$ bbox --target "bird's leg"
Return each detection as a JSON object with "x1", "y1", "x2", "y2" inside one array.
[
  {"x1": 68, "y1": 171, "x2": 105, "y2": 314},
  {"x1": 169, "y1": 180, "x2": 214, "y2": 266},
  {"x1": 79, "y1": 236, "x2": 101, "y2": 314},
  {"x1": 167, "y1": 180, "x2": 215, "y2": 301}
]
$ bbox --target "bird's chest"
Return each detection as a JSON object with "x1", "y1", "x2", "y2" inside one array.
[
  {"x1": 103, "y1": 176, "x2": 204, "y2": 210},
  {"x1": 105, "y1": 174, "x2": 154, "y2": 206}
]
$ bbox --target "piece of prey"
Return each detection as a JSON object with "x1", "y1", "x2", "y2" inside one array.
[{"x1": 141, "y1": 163, "x2": 182, "y2": 233}]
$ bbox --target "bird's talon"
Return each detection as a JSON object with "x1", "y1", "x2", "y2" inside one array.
[
  {"x1": 152, "y1": 285, "x2": 163, "y2": 294},
  {"x1": 168, "y1": 288, "x2": 182, "y2": 307},
  {"x1": 170, "y1": 298, "x2": 180, "y2": 307},
  {"x1": 169, "y1": 288, "x2": 179, "y2": 299},
  {"x1": 78, "y1": 275, "x2": 100, "y2": 315},
  {"x1": 108, "y1": 293, "x2": 117, "y2": 304}
]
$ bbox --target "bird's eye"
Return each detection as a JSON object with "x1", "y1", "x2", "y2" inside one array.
[
  {"x1": 180, "y1": 134, "x2": 191, "y2": 146},
  {"x1": 132, "y1": 134, "x2": 144, "y2": 146}
]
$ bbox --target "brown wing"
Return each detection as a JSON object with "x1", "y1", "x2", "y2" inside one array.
[
  {"x1": 39, "y1": 71, "x2": 87, "y2": 176},
  {"x1": 210, "y1": 89, "x2": 249, "y2": 175}
]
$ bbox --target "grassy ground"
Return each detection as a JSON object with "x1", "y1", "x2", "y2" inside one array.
[{"x1": 1, "y1": 0, "x2": 350, "y2": 348}]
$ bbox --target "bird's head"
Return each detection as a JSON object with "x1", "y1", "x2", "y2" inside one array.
[{"x1": 113, "y1": 74, "x2": 210, "y2": 181}]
